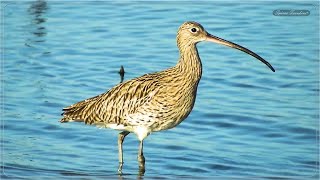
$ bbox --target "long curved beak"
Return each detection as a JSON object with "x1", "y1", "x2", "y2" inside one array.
[{"x1": 206, "y1": 33, "x2": 275, "y2": 72}]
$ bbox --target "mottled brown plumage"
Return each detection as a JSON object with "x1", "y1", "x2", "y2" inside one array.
[{"x1": 60, "y1": 21, "x2": 275, "y2": 174}]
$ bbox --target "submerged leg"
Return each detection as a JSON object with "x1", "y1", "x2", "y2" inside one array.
[
  {"x1": 118, "y1": 131, "x2": 130, "y2": 173},
  {"x1": 138, "y1": 140, "x2": 145, "y2": 175}
]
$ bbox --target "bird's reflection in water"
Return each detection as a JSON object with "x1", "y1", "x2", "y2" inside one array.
[{"x1": 117, "y1": 169, "x2": 145, "y2": 180}]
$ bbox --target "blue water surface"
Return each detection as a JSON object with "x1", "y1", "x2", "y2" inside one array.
[{"x1": 1, "y1": 1, "x2": 319, "y2": 179}]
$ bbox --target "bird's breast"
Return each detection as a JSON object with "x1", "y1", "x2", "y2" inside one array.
[{"x1": 146, "y1": 82, "x2": 199, "y2": 132}]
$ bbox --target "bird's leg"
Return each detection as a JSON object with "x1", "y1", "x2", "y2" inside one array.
[
  {"x1": 118, "y1": 131, "x2": 130, "y2": 173},
  {"x1": 138, "y1": 140, "x2": 145, "y2": 175}
]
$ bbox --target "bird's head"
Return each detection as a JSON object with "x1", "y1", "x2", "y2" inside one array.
[
  {"x1": 177, "y1": 21, "x2": 208, "y2": 45},
  {"x1": 177, "y1": 21, "x2": 275, "y2": 72}
]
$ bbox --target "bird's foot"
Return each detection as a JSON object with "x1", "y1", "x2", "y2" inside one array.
[
  {"x1": 118, "y1": 162, "x2": 124, "y2": 174},
  {"x1": 138, "y1": 166, "x2": 145, "y2": 176},
  {"x1": 138, "y1": 155, "x2": 145, "y2": 176}
]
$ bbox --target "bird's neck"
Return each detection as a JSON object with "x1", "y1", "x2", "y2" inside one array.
[{"x1": 176, "y1": 44, "x2": 203, "y2": 82}]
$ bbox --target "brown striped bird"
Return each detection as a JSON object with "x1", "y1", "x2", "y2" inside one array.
[{"x1": 60, "y1": 21, "x2": 275, "y2": 174}]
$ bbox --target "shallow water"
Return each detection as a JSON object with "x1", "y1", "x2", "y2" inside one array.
[{"x1": 1, "y1": 1, "x2": 319, "y2": 179}]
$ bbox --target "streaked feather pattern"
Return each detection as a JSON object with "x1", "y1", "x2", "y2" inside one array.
[{"x1": 61, "y1": 22, "x2": 205, "y2": 138}]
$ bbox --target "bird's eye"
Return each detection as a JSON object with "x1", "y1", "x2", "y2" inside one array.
[{"x1": 190, "y1": 28, "x2": 198, "y2": 33}]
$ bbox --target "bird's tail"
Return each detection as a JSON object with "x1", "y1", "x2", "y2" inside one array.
[
  {"x1": 60, "y1": 103, "x2": 87, "y2": 123},
  {"x1": 60, "y1": 94, "x2": 101, "y2": 124}
]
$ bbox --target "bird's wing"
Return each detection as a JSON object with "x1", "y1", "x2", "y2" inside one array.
[{"x1": 60, "y1": 73, "x2": 161, "y2": 126}]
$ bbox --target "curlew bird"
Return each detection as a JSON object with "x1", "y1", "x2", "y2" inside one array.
[{"x1": 60, "y1": 21, "x2": 275, "y2": 174}]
